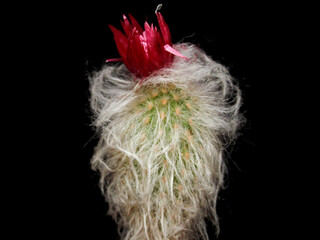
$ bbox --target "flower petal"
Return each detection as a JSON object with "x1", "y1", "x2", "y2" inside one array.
[
  {"x1": 109, "y1": 24, "x2": 128, "y2": 61},
  {"x1": 126, "y1": 28, "x2": 148, "y2": 77},
  {"x1": 156, "y1": 12, "x2": 172, "y2": 45},
  {"x1": 128, "y1": 14, "x2": 143, "y2": 34},
  {"x1": 164, "y1": 44, "x2": 188, "y2": 59},
  {"x1": 144, "y1": 23, "x2": 164, "y2": 69},
  {"x1": 120, "y1": 14, "x2": 132, "y2": 37},
  {"x1": 106, "y1": 58, "x2": 122, "y2": 62}
]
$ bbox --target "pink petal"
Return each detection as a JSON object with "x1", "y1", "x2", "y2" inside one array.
[
  {"x1": 109, "y1": 24, "x2": 128, "y2": 61},
  {"x1": 128, "y1": 14, "x2": 143, "y2": 34},
  {"x1": 156, "y1": 12, "x2": 172, "y2": 45},
  {"x1": 164, "y1": 44, "x2": 188, "y2": 59},
  {"x1": 106, "y1": 58, "x2": 122, "y2": 62},
  {"x1": 155, "y1": 31, "x2": 170, "y2": 63},
  {"x1": 121, "y1": 14, "x2": 132, "y2": 37},
  {"x1": 126, "y1": 28, "x2": 148, "y2": 77},
  {"x1": 144, "y1": 21, "x2": 150, "y2": 31},
  {"x1": 144, "y1": 23, "x2": 164, "y2": 69}
]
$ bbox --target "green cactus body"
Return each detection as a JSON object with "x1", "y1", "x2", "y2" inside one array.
[
  {"x1": 97, "y1": 82, "x2": 219, "y2": 240},
  {"x1": 90, "y1": 44, "x2": 241, "y2": 240},
  {"x1": 131, "y1": 84, "x2": 197, "y2": 198}
]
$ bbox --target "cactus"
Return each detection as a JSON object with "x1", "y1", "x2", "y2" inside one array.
[
  {"x1": 89, "y1": 8, "x2": 242, "y2": 240},
  {"x1": 90, "y1": 42, "x2": 242, "y2": 240}
]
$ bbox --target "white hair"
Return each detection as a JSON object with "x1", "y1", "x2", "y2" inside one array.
[{"x1": 90, "y1": 43, "x2": 242, "y2": 240}]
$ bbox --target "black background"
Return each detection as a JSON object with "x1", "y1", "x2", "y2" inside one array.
[{"x1": 14, "y1": 0, "x2": 300, "y2": 239}]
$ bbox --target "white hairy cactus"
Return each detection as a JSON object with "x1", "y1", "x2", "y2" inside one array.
[{"x1": 90, "y1": 43, "x2": 242, "y2": 240}]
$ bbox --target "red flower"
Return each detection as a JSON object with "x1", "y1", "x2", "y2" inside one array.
[{"x1": 107, "y1": 11, "x2": 187, "y2": 78}]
